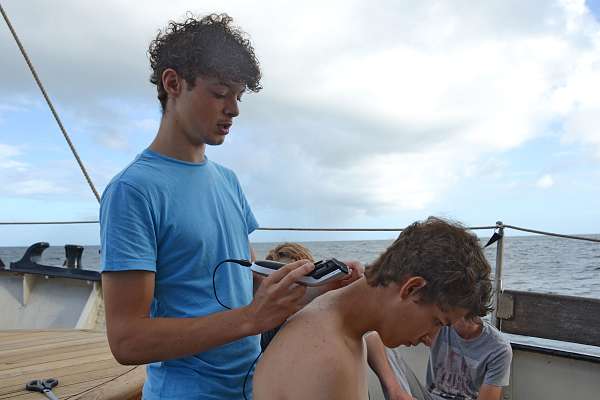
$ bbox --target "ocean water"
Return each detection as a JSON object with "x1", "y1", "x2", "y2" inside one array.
[
  {"x1": 2, "y1": 235, "x2": 598, "y2": 298},
  {"x1": 254, "y1": 235, "x2": 600, "y2": 299},
  {"x1": 2, "y1": 234, "x2": 599, "y2": 355}
]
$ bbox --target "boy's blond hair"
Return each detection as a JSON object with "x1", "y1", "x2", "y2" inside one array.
[{"x1": 265, "y1": 242, "x2": 314, "y2": 263}]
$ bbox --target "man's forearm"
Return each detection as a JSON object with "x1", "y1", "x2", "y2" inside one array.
[
  {"x1": 104, "y1": 260, "x2": 313, "y2": 366},
  {"x1": 108, "y1": 305, "x2": 257, "y2": 365},
  {"x1": 365, "y1": 332, "x2": 404, "y2": 391},
  {"x1": 477, "y1": 384, "x2": 503, "y2": 400}
]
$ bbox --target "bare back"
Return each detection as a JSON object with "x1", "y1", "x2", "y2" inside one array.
[{"x1": 253, "y1": 296, "x2": 368, "y2": 400}]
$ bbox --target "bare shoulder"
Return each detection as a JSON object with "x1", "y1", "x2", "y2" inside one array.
[{"x1": 254, "y1": 305, "x2": 364, "y2": 400}]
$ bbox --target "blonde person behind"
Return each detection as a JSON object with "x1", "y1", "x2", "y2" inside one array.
[
  {"x1": 254, "y1": 217, "x2": 493, "y2": 400},
  {"x1": 260, "y1": 243, "x2": 316, "y2": 350}
]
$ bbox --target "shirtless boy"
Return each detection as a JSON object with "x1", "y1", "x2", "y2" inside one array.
[{"x1": 253, "y1": 217, "x2": 492, "y2": 400}]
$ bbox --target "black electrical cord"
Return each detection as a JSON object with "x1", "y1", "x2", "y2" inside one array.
[
  {"x1": 211, "y1": 257, "x2": 263, "y2": 399},
  {"x1": 243, "y1": 349, "x2": 263, "y2": 400},
  {"x1": 211, "y1": 258, "x2": 252, "y2": 309}
]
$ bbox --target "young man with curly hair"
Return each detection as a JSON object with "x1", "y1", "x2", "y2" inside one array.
[
  {"x1": 253, "y1": 217, "x2": 493, "y2": 400},
  {"x1": 99, "y1": 14, "x2": 361, "y2": 399}
]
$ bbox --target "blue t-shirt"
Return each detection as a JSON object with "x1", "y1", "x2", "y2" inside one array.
[
  {"x1": 100, "y1": 149, "x2": 259, "y2": 399},
  {"x1": 426, "y1": 322, "x2": 512, "y2": 400}
]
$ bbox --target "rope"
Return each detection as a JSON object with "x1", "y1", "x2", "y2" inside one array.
[
  {"x1": 258, "y1": 227, "x2": 404, "y2": 232},
  {"x1": 503, "y1": 224, "x2": 600, "y2": 243},
  {"x1": 62, "y1": 365, "x2": 140, "y2": 399},
  {"x1": 0, "y1": 222, "x2": 498, "y2": 230},
  {"x1": 257, "y1": 225, "x2": 498, "y2": 232},
  {"x1": 0, "y1": 3, "x2": 100, "y2": 203},
  {"x1": 0, "y1": 222, "x2": 598, "y2": 244},
  {"x1": 0, "y1": 221, "x2": 98, "y2": 225}
]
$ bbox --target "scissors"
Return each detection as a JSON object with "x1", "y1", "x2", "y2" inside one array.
[{"x1": 25, "y1": 378, "x2": 59, "y2": 400}]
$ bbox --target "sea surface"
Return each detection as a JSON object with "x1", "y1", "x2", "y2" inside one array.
[{"x1": 2, "y1": 234, "x2": 600, "y2": 355}]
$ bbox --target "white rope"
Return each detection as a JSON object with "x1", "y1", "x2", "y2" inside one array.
[
  {"x1": 257, "y1": 225, "x2": 498, "y2": 232},
  {"x1": 0, "y1": 221, "x2": 98, "y2": 225},
  {"x1": 1, "y1": 221, "x2": 598, "y2": 243},
  {"x1": 503, "y1": 224, "x2": 600, "y2": 243}
]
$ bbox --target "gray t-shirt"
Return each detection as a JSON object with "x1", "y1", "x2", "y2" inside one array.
[{"x1": 426, "y1": 322, "x2": 512, "y2": 400}]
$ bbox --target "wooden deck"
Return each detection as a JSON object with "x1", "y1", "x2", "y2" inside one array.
[{"x1": 0, "y1": 330, "x2": 144, "y2": 399}]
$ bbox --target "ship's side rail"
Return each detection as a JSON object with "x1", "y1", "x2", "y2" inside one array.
[{"x1": 498, "y1": 290, "x2": 600, "y2": 348}]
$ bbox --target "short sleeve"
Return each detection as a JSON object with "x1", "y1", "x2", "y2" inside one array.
[
  {"x1": 483, "y1": 344, "x2": 513, "y2": 387},
  {"x1": 243, "y1": 194, "x2": 259, "y2": 235},
  {"x1": 100, "y1": 181, "x2": 157, "y2": 272},
  {"x1": 231, "y1": 172, "x2": 258, "y2": 234}
]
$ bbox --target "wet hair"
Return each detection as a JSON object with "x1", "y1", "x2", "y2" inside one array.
[
  {"x1": 365, "y1": 217, "x2": 493, "y2": 318},
  {"x1": 266, "y1": 242, "x2": 315, "y2": 263},
  {"x1": 148, "y1": 13, "x2": 262, "y2": 113}
]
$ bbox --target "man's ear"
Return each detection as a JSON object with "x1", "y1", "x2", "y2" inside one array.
[
  {"x1": 399, "y1": 276, "x2": 427, "y2": 300},
  {"x1": 162, "y1": 68, "x2": 183, "y2": 98}
]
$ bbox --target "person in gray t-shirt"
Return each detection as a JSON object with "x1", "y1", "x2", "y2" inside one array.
[{"x1": 366, "y1": 317, "x2": 512, "y2": 400}]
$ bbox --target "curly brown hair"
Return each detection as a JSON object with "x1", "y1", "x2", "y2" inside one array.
[
  {"x1": 365, "y1": 217, "x2": 493, "y2": 318},
  {"x1": 148, "y1": 13, "x2": 262, "y2": 113},
  {"x1": 265, "y1": 242, "x2": 315, "y2": 263}
]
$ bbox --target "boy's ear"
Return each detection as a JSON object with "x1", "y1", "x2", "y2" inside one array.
[
  {"x1": 399, "y1": 276, "x2": 427, "y2": 300},
  {"x1": 162, "y1": 68, "x2": 183, "y2": 98}
]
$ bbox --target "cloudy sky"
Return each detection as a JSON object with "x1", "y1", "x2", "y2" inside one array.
[{"x1": 1, "y1": 0, "x2": 600, "y2": 246}]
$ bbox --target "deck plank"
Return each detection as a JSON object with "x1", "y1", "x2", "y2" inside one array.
[
  {"x1": 0, "y1": 376, "x2": 115, "y2": 399},
  {"x1": 0, "y1": 362, "x2": 129, "y2": 395},
  {"x1": 0, "y1": 330, "x2": 144, "y2": 400},
  {"x1": 0, "y1": 365, "x2": 133, "y2": 399},
  {"x1": 0, "y1": 344, "x2": 110, "y2": 370},
  {"x1": 72, "y1": 367, "x2": 144, "y2": 400},
  {"x1": 0, "y1": 336, "x2": 107, "y2": 359},
  {"x1": 0, "y1": 352, "x2": 115, "y2": 378},
  {"x1": 0, "y1": 331, "x2": 93, "y2": 352}
]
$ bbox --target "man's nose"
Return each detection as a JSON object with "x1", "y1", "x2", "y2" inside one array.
[{"x1": 224, "y1": 97, "x2": 239, "y2": 118}]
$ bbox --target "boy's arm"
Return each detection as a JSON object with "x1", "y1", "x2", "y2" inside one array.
[
  {"x1": 103, "y1": 259, "x2": 314, "y2": 365},
  {"x1": 365, "y1": 332, "x2": 415, "y2": 400},
  {"x1": 477, "y1": 384, "x2": 503, "y2": 400},
  {"x1": 478, "y1": 340, "x2": 512, "y2": 400}
]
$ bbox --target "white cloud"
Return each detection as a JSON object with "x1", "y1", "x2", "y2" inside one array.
[
  {"x1": 134, "y1": 118, "x2": 160, "y2": 132},
  {"x1": 536, "y1": 174, "x2": 555, "y2": 188},
  {"x1": 1, "y1": 0, "x2": 600, "y2": 223},
  {"x1": 552, "y1": 33, "x2": 600, "y2": 158},
  {"x1": 0, "y1": 143, "x2": 28, "y2": 171},
  {"x1": 13, "y1": 179, "x2": 66, "y2": 195},
  {"x1": 562, "y1": 106, "x2": 600, "y2": 157},
  {"x1": 0, "y1": 143, "x2": 21, "y2": 158},
  {"x1": 0, "y1": 159, "x2": 28, "y2": 170},
  {"x1": 0, "y1": 103, "x2": 25, "y2": 116},
  {"x1": 0, "y1": 148, "x2": 96, "y2": 199},
  {"x1": 95, "y1": 130, "x2": 130, "y2": 151}
]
